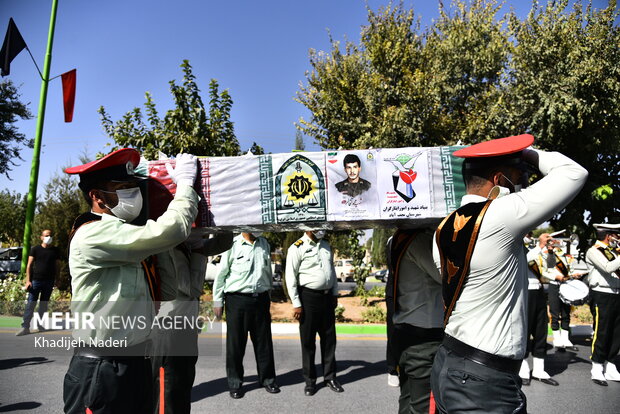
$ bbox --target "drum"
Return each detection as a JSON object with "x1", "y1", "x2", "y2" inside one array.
[{"x1": 559, "y1": 279, "x2": 589, "y2": 306}]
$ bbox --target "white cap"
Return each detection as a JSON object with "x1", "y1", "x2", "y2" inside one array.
[{"x1": 593, "y1": 223, "x2": 620, "y2": 232}]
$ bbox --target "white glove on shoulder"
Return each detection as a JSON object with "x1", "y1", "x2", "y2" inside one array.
[{"x1": 165, "y1": 153, "x2": 197, "y2": 188}]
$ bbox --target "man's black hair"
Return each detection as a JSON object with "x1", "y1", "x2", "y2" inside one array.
[{"x1": 343, "y1": 154, "x2": 361, "y2": 167}]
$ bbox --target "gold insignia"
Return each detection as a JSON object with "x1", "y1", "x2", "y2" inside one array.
[
  {"x1": 294, "y1": 239, "x2": 304, "y2": 247},
  {"x1": 452, "y1": 213, "x2": 471, "y2": 242},
  {"x1": 447, "y1": 259, "x2": 459, "y2": 283}
]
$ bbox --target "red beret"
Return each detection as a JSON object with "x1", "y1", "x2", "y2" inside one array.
[
  {"x1": 65, "y1": 148, "x2": 141, "y2": 185},
  {"x1": 453, "y1": 134, "x2": 534, "y2": 158}
]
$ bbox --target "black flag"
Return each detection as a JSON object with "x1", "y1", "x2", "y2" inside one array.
[{"x1": 0, "y1": 18, "x2": 27, "y2": 77}]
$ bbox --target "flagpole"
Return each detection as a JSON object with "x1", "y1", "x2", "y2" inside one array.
[{"x1": 20, "y1": 0, "x2": 59, "y2": 276}]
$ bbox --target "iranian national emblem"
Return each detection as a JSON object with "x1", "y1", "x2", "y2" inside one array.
[
  {"x1": 388, "y1": 152, "x2": 423, "y2": 202},
  {"x1": 275, "y1": 154, "x2": 326, "y2": 223}
]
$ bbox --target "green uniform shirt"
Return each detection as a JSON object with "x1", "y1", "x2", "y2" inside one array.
[
  {"x1": 213, "y1": 235, "x2": 273, "y2": 307},
  {"x1": 69, "y1": 184, "x2": 199, "y2": 345},
  {"x1": 285, "y1": 234, "x2": 338, "y2": 308}
]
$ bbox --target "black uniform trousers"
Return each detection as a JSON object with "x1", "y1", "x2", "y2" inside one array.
[
  {"x1": 431, "y1": 344, "x2": 526, "y2": 414},
  {"x1": 299, "y1": 286, "x2": 337, "y2": 383},
  {"x1": 63, "y1": 354, "x2": 152, "y2": 414},
  {"x1": 392, "y1": 324, "x2": 443, "y2": 414},
  {"x1": 525, "y1": 287, "x2": 548, "y2": 358},
  {"x1": 548, "y1": 283, "x2": 571, "y2": 331},
  {"x1": 151, "y1": 319, "x2": 199, "y2": 414},
  {"x1": 591, "y1": 291, "x2": 620, "y2": 363},
  {"x1": 224, "y1": 291, "x2": 276, "y2": 390}
]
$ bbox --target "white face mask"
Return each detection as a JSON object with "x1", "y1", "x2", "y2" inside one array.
[
  {"x1": 105, "y1": 187, "x2": 143, "y2": 222},
  {"x1": 251, "y1": 232, "x2": 263, "y2": 238},
  {"x1": 43, "y1": 236, "x2": 52, "y2": 245},
  {"x1": 610, "y1": 237, "x2": 619, "y2": 249},
  {"x1": 500, "y1": 173, "x2": 522, "y2": 193},
  {"x1": 487, "y1": 185, "x2": 511, "y2": 199},
  {"x1": 313, "y1": 230, "x2": 326, "y2": 239}
]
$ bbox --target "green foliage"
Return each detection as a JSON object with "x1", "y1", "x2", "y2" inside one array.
[
  {"x1": 297, "y1": 0, "x2": 620, "y2": 229},
  {"x1": 99, "y1": 60, "x2": 241, "y2": 158},
  {"x1": 367, "y1": 285, "x2": 386, "y2": 298},
  {"x1": 370, "y1": 228, "x2": 394, "y2": 267},
  {"x1": 31, "y1": 170, "x2": 88, "y2": 291},
  {"x1": 0, "y1": 79, "x2": 33, "y2": 178},
  {"x1": 361, "y1": 304, "x2": 387, "y2": 323},
  {"x1": 0, "y1": 274, "x2": 27, "y2": 315},
  {"x1": 334, "y1": 304, "x2": 347, "y2": 322},
  {"x1": 0, "y1": 190, "x2": 27, "y2": 246}
]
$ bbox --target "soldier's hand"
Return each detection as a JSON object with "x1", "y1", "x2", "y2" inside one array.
[
  {"x1": 23, "y1": 281, "x2": 32, "y2": 292},
  {"x1": 166, "y1": 153, "x2": 197, "y2": 187},
  {"x1": 293, "y1": 307, "x2": 303, "y2": 321},
  {"x1": 214, "y1": 306, "x2": 224, "y2": 320}
]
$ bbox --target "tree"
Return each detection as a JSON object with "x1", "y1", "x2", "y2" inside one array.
[
  {"x1": 31, "y1": 170, "x2": 88, "y2": 290},
  {"x1": 0, "y1": 190, "x2": 27, "y2": 246},
  {"x1": 99, "y1": 60, "x2": 241, "y2": 158},
  {"x1": 0, "y1": 79, "x2": 33, "y2": 178},
  {"x1": 370, "y1": 228, "x2": 393, "y2": 268},
  {"x1": 294, "y1": 130, "x2": 305, "y2": 151},
  {"x1": 297, "y1": 0, "x2": 620, "y2": 232},
  {"x1": 505, "y1": 0, "x2": 620, "y2": 237}
]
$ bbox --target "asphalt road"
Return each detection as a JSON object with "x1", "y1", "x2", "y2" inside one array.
[{"x1": 0, "y1": 327, "x2": 619, "y2": 413}]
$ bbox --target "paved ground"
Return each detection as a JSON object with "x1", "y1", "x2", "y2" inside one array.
[{"x1": 0, "y1": 326, "x2": 619, "y2": 413}]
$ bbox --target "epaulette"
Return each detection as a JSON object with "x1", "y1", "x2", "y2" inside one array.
[{"x1": 294, "y1": 239, "x2": 304, "y2": 247}]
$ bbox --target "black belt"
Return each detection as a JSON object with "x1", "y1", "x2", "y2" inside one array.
[
  {"x1": 226, "y1": 291, "x2": 268, "y2": 298},
  {"x1": 74, "y1": 340, "x2": 151, "y2": 360},
  {"x1": 300, "y1": 286, "x2": 332, "y2": 295},
  {"x1": 443, "y1": 334, "x2": 520, "y2": 374}
]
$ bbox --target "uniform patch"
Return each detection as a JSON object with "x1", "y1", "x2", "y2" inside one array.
[{"x1": 294, "y1": 239, "x2": 304, "y2": 247}]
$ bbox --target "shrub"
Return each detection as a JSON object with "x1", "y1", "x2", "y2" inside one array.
[
  {"x1": 367, "y1": 285, "x2": 386, "y2": 298},
  {"x1": 361, "y1": 305, "x2": 387, "y2": 323},
  {"x1": 0, "y1": 274, "x2": 27, "y2": 315},
  {"x1": 335, "y1": 304, "x2": 346, "y2": 322}
]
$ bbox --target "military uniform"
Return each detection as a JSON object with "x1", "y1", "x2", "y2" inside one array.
[
  {"x1": 389, "y1": 228, "x2": 443, "y2": 414},
  {"x1": 539, "y1": 246, "x2": 576, "y2": 350},
  {"x1": 431, "y1": 136, "x2": 588, "y2": 414},
  {"x1": 213, "y1": 234, "x2": 277, "y2": 395},
  {"x1": 285, "y1": 233, "x2": 339, "y2": 391},
  {"x1": 152, "y1": 233, "x2": 232, "y2": 414},
  {"x1": 586, "y1": 227, "x2": 620, "y2": 384},
  {"x1": 63, "y1": 149, "x2": 199, "y2": 414},
  {"x1": 335, "y1": 178, "x2": 371, "y2": 197}
]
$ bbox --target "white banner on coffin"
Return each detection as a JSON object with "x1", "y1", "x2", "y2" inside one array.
[
  {"x1": 377, "y1": 148, "x2": 434, "y2": 219},
  {"x1": 206, "y1": 155, "x2": 262, "y2": 226},
  {"x1": 326, "y1": 150, "x2": 380, "y2": 221}
]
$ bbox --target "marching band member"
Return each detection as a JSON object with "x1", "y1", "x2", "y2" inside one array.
[
  {"x1": 519, "y1": 235, "x2": 558, "y2": 386},
  {"x1": 431, "y1": 135, "x2": 587, "y2": 413},
  {"x1": 587, "y1": 223, "x2": 620, "y2": 386},
  {"x1": 539, "y1": 234, "x2": 578, "y2": 351}
]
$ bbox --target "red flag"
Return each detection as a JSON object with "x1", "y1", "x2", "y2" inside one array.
[
  {"x1": 61, "y1": 69, "x2": 76, "y2": 122},
  {"x1": 0, "y1": 18, "x2": 27, "y2": 76}
]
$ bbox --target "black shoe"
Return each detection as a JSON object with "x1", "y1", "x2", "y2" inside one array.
[
  {"x1": 229, "y1": 389, "x2": 244, "y2": 399},
  {"x1": 532, "y1": 376, "x2": 559, "y2": 386},
  {"x1": 592, "y1": 379, "x2": 608, "y2": 386},
  {"x1": 264, "y1": 383, "x2": 280, "y2": 394},
  {"x1": 304, "y1": 383, "x2": 316, "y2": 396},
  {"x1": 15, "y1": 328, "x2": 30, "y2": 336},
  {"x1": 325, "y1": 379, "x2": 344, "y2": 393},
  {"x1": 521, "y1": 378, "x2": 530, "y2": 386}
]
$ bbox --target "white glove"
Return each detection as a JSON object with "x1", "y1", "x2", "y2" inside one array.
[{"x1": 165, "y1": 153, "x2": 197, "y2": 188}]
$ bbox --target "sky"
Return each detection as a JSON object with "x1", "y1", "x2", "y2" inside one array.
[{"x1": 1, "y1": 0, "x2": 611, "y2": 197}]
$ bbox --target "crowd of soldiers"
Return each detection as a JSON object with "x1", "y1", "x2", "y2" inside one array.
[{"x1": 16, "y1": 134, "x2": 619, "y2": 414}]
